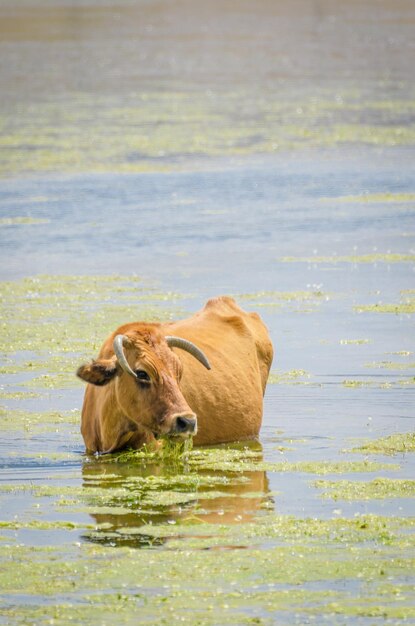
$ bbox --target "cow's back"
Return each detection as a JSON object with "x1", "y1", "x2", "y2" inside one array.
[{"x1": 163, "y1": 296, "x2": 273, "y2": 445}]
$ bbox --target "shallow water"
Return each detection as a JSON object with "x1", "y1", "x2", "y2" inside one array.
[{"x1": 1, "y1": 1, "x2": 415, "y2": 624}]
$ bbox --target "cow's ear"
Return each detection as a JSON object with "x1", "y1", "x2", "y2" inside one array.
[{"x1": 76, "y1": 358, "x2": 118, "y2": 386}]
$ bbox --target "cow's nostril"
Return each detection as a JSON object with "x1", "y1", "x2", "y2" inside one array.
[{"x1": 174, "y1": 415, "x2": 197, "y2": 434}]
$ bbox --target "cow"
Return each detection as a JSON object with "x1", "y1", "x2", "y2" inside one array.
[{"x1": 76, "y1": 296, "x2": 273, "y2": 454}]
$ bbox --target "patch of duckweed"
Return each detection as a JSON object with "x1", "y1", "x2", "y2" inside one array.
[
  {"x1": 235, "y1": 290, "x2": 328, "y2": 314},
  {"x1": 365, "y1": 361, "x2": 415, "y2": 370},
  {"x1": 351, "y1": 433, "x2": 415, "y2": 456},
  {"x1": 322, "y1": 192, "x2": 415, "y2": 203},
  {"x1": 340, "y1": 338, "x2": 371, "y2": 345},
  {"x1": 268, "y1": 369, "x2": 312, "y2": 385},
  {"x1": 0, "y1": 216, "x2": 50, "y2": 226},
  {"x1": 305, "y1": 602, "x2": 415, "y2": 620},
  {"x1": 107, "y1": 513, "x2": 415, "y2": 546},
  {"x1": 0, "y1": 275, "x2": 187, "y2": 361},
  {"x1": 355, "y1": 291, "x2": 415, "y2": 315},
  {"x1": 0, "y1": 356, "x2": 83, "y2": 376},
  {"x1": 282, "y1": 253, "x2": 415, "y2": 264},
  {"x1": 0, "y1": 528, "x2": 413, "y2": 625},
  {"x1": 0, "y1": 390, "x2": 41, "y2": 399},
  {"x1": 0, "y1": 407, "x2": 79, "y2": 433},
  {"x1": 388, "y1": 350, "x2": 413, "y2": 356},
  {"x1": 236, "y1": 290, "x2": 326, "y2": 302},
  {"x1": 355, "y1": 301, "x2": 415, "y2": 314},
  {"x1": 187, "y1": 448, "x2": 398, "y2": 474},
  {"x1": 23, "y1": 372, "x2": 82, "y2": 389},
  {"x1": 315, "y1": 477, "x2": 415, "y2": 500},
  {"x1": 17, "y1": 451, "x2": 82, "y2": 464},
  {"x1": 342, "y1": 378, "x2": 414, "y2": 388},
  {"x1": 1, "y1": 90, "x2": 415, "y2": 176},
  {"x1": 342, "y1": 379, "x2": 374, "y2": 388},
  {"x1": 86, "y1": 443, "x2": 400, "y2": 478},
  {"x1": 0, "y1": 520, "x2": 93, "y2": 531}
]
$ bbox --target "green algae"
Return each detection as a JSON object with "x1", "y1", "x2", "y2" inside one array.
[
  {"x1": 282, "y1": 253, "x2": 415, "y2": 264},
  {"x1": 0, "y1": 275, "x2": 187, "y2": 363},
  {"x1": 2, "y1": 89, "x2": 413, "y2": 177},
  {"x1": 354, "y1": 291, "x2": 415, "y2": 315},
  {"x1": 0, "y1": 216, "x2": 50, "y2": 226},
  {"x1": 324, "y1": 192, "x2": 415, "y2": 204},
  {"x1": 186, "y1": 448, "x2": 398, "y2": 474},
  {"x1": 0, "y1": 520, "x2": 93, "y2": 531},
  {"x1": 354, "y1": 301, "x2": 415, "y2": 314},
  {"x1": 342, "y1": 379, "x2": 413, "y2": 389},
  {"x1": 235, "y1": 290, "x2": 328, "y2": 314},
  {"x1": 23, "y1": 372, "x2": 82, "y2": 389},
  {"x1": 0, "y1": 390, "x2": 41, "y2": 400},
  {"x1": 365, "y1": 361, "x2": 415, "y2": 370},
  {"x1": 87, "y1": 444, "x2": 400, "y2": 476},
  {"x1": 315, "y1": 477, "x2": 415, "y2": 500},
  {"x1": 351, "y1": 433, "x2": 415, "y2": 456},
  {"x1": 101, "y1": 513, "x2": 415, "y2": 546},
  {"x1": 236, "y1": 290, "x2": 326, "y2": 302},
  {"x1": 268, "y1": 369, "x2": 312, "y2": 385},
  {"x1": 388, "y1": 350, "x2": 413, "y2": 356},
  {"x1": 0, "y1": 525, "x2": 413, "y2": 625},
  {"x1": 340, "y1": 338, "x2": 371, "y2": 345},
  {"x1": 305, "y1": 602, "x2": 415, "y2": 620},
  {"x1": 0, "y1": 356, "x2": 83, "y2": 376},
  {"x1": 342, "y1": 378, "x2": 414, "y2": 389},
  {"x1": 0, "y1": 407, "x2": 79, "y2": 433}
]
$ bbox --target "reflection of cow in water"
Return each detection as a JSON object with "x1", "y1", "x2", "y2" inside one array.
[
  {"x1": 77, "y1": 296, "x2": 273, "y2": 453},
  {"x1": 82, "y1": 443, "x2": 272, "y2": 548}
]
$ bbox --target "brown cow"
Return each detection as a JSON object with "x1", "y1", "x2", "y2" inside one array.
[{"x1": 77, "y1": 296, "x2": 273, "y2": 453}]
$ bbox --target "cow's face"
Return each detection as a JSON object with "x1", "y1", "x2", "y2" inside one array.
[{"x1": 77, "y1": 331, "x2": 200, "y2": 439}]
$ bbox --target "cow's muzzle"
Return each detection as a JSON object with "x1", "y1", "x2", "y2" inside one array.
[{"x1": 171, "y1": 413, "x2": 197, "y2": 437}]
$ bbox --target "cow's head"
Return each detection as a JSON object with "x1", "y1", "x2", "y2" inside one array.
[{"x1": 76, "y1": 328, "x2": 210, "y2": 439}]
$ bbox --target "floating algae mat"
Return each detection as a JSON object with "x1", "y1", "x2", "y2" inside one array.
[
  {"x1": 0, "y1": 274, "x2": 187, "y2": 355},
  {"x1": 1, "y1": 89, "x2": 415, "y2": 177},
  {"x1": 1, "y1": 266, "x2": 415, "y2": 624},
  {"x1": 315, "y1": 478, "x2": 415, "y2": 501},
  {"x1": 281, "y1": 253, "x2": 415, "y2": 264},
  {"x1": 351, "y1": 432, "x2": 415, "y2": 455},
  {"x1": 0, "y1": 515, "x2": 414, "y2": 625}
]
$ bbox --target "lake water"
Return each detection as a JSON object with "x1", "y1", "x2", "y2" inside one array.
[{"x1": 0, "y1": 1, "x2": 414, "y2": 624}]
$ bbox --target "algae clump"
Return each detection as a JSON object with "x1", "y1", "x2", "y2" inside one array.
[
  {"x1": 351, "y1": 433, "x2": 415, "y2": 455},
  {"x1": 282, "y1": 253, "x2": 415, "y2": 264},
  {"x1": 315, "y1": 477, "x2": 415, "y2": 500}
]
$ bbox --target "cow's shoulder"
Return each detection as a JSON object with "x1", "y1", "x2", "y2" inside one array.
[
  {"x1": 201, "y1": 296, "x2": 250, "y2": 333},
  {"x1": 201, "y1": 296, "x2": 273, "y2": 388},
  {"x1": 203, "y1": 295, "x2": 239, "y2": 313},
  {"x1": 202, "y1": 296, "x2": 266, "y2": 332}
]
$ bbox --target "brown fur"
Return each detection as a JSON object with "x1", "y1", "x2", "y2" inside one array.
[{"x1": 77, "y1": 296, "x2": 273, "y2": 453}]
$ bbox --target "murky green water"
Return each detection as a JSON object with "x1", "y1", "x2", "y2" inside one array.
[{"x1": 1, "y1": 1, "x2": 414, "y2": 624}]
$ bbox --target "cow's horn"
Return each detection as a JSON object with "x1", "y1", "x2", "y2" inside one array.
[
  {"x1": 166, "y1": 336, "x2": 211, "y2": 370},
  {"x1": 113, "y1": 334, "x2": 137, "y2": 378}
]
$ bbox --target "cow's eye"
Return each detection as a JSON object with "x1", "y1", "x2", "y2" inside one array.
[{"x1": 135, "y1": 370, "x2": 151, "y2": 384}]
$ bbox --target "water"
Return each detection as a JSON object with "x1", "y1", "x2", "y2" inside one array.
[{"x1": 0, "y1": 1, "x2": 414, "y2": 624}]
